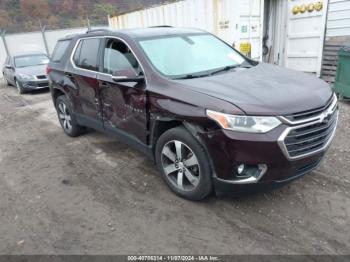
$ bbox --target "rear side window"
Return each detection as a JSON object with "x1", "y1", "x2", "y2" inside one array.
[
  {"x1": 73, "y1": 38, "x2": 101, "y2": 71},
  {"x1": 51, "y1": 40, "x2": 71, "y2": 63}
]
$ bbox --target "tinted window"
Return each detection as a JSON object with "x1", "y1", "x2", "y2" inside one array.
[
  {"x1": 74, "y1": 38, "x2": 101, "y2": 71},
  {"x1": 51, "y1": 40, "x2": 71, "y2": 63},
  {"x1": 103, "y1": 40, "x2": 139, "y2": 75},
  {"x1": 14, "y1": 54, "x2": 49, "y2": 68}
]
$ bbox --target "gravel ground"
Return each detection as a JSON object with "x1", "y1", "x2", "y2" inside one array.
[{"x1": 0, "y1": 80, "x2": 349, "y2": 255}]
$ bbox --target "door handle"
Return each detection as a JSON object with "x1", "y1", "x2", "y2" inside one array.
[
  {"x1": 100, "y1": 82, "x2": 110, "y2": 89},
  {"x1": 94, "y1": 98, "x2": 99, "y2": 106},
  {"x1": 65, "y1": 73, "x2": 73, "y2": 78},
  {"x1": 103, "y1": 102, "x2": 112, "y2": 109}
]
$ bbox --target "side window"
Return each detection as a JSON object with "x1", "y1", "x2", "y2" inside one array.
[
  {"x1": 103, "y1": 39, "x2": 140, "y2": 75},
  {"x1": 51, "y1": 40, "x2": 71, "y2": 63},
  {"x1": 74, "y1": 38, "x2": 101, "y2": 71}
]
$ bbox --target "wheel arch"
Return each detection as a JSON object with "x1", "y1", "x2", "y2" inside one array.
[
  {"x1": 52, "y1": 88, "x2": 66, "y2": 107},
  {"x1": 150, "y1": 117, "x2": 216, "y2": 177}
]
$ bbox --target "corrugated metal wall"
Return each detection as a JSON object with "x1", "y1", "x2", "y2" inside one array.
[{"x1": 109, "y1": 0, "x2": 264, "y2": 60}]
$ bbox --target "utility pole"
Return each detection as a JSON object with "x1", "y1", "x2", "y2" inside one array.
[
  {"x1": 39, "y1": 19, "x2": 50, "y2": 57},
  {"x1": 87, "y1": 16, "x2": 91, "y2": 32},
  {"x1": 1, "y1": 30, "x2": 9, "y2": 55}
]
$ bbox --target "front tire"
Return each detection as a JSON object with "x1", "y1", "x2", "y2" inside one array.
[
  {"x1": 155, "y1": 126, "x2": 213, "y2": 201},
  {"x1": 4, "y1": 76, "x2": 10, "y2": 86},
  {"x1": 55, "y1": 95, "x2": 85, "y2": 137},
  {"x1": 15, "y1": 80, "x2": 24, "y2": 94}
]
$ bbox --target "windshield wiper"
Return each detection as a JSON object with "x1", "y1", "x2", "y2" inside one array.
[
  {"x1": 173, "y1": 62, "x2": 253, "y2": 80},
  {"x1": 173, "y1": 74, "x2": 209, "y2": 80},
  {"x1": 210, "y1": 63, "x2": 253, "y2": 76},
  {"x1": 209, "y1": 65, "x2": 241, "y2": 76}
]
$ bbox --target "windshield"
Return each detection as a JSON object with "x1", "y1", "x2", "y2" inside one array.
[
  {"x1": 138, "y1": 33, "x2": 246, "y2": 79},
  {"x1": 14, "y1": 54, "x2": 49, "y2": 68}
]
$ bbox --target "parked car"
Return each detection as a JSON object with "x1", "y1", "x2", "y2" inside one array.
[
  {"x1": 47, "y1": 27, "x2": 338, "y2": 200},
  {"x1": 2, "y1": 52, "x2": 50, "y2": 94}
]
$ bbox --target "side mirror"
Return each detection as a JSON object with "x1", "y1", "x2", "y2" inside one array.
[
  {"x1": 5, "y1": 64, "x2": 13, "y2": 70},
  {"x1": 112, "y1": 68, "x2": 144, "y2": 83}
]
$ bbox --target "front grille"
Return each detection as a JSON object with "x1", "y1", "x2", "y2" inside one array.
[
  {"x1": 283, "y1": 109, "x2": 338, "y2": 158},
  {"x1": 36, "y1": 75, "x2": 47, "y2": 80},
  {"x1": 296, "y1": 158, "x2": 321, "y2": 176},
  {"x1": 37, "y1": 82, "x2": 49, "y2": 87},
  {"x1": 284, "y1": 95, "x2": 335, "y2": 122}
]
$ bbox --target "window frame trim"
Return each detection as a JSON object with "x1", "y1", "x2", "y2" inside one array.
[{"x1": 70, "y1": 36, "x2": 147, "y2": 84}]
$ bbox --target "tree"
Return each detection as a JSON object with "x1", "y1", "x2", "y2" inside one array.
[
  {"x1": 62, "y1": 0, "x2": 74, "y2": 12},
  {"x1": 47, "y1": 15, "x2": 59, "y2": 28},
  {"x1": 0, "y1": 9, "x2": 13, "y2": 29},
  {"x1": 20, "y1": 0, "x2": 50, "y2": 19},
  {"x1": 92, "y1": 3, "x2": 118, "y2": 21}
]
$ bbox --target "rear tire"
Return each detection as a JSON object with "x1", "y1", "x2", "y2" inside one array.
[
  {"x1": 55, "y1": 95, "x2": 85, "y2": 137},
  {"x1": 155, "y1": 126, "x2": 213, "y2": 201}
]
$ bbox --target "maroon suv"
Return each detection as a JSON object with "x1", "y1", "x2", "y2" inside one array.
[{"x1": 48, "y1": 27, "x2": 338, "y2": 200}]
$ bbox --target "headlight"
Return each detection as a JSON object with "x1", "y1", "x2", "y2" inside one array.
[
  {"x1": 18, "y1": 73, "x2": 35, "y2": 81},
  {"x1": 206, "y1": 110, "x2": 281, "y2": 133}
]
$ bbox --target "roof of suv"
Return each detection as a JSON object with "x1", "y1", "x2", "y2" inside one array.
[{"x1": 60, "y1": 27, "x2": 205, "y2": 41}]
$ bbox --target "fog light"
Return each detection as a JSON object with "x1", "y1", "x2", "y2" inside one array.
[
  {"x1": 237, "y1": 164, "x2": 245, "y2": 175},
  {"x1": 233, "y1": 164, "x2": 268, "y2": 184}
]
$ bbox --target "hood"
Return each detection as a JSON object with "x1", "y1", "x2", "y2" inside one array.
[
  {"x1": 15, "y1": 64, "x2": 47, "y2": 76},
  {"x1": 176, "y1": 63, "x2": 333, "y2": 116}
]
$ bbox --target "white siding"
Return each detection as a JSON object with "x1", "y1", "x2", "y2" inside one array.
[{"x1": 326, "y1": 0, "x2": 350, "y2": 37}]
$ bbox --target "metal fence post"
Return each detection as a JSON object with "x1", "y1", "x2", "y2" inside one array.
[
  {"x1": 40, "y1": 25, "x2": 50, "y2": 57},
  {"x1": 1, "y1": 30, "x2": 9, "y2": 55}
]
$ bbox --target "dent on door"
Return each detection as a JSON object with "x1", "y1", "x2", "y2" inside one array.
[
  {"x1": 73, "y1": 74, "x2": 100, "y2": 120},
  {"x1": 102, "y1": 81, "x2": 148, "y2": 143}
]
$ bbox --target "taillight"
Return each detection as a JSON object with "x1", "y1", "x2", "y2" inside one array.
[{"x1": 46, "y1": 66, "x2": 52, "y2": 75}]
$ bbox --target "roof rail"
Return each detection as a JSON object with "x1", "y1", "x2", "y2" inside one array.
[
  {"x1": 86, "y1": 29, "x2": 111, "y2": 34},
  {"x1": 149, "y1": 25, "x2": 173, "y2": 28}
]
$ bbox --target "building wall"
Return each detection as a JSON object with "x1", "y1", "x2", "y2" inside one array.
[{"x1": 321, "y1": 0, "x2": 350, "y2": 84}]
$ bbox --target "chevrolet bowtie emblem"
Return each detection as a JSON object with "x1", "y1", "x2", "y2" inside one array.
[{"x1": 319, "y1": 110, "x2": 332, "y2": 123}]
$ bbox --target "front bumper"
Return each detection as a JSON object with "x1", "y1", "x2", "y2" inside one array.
[
  {"x1": 18, "y1": 79, "x2": 49, "y2": 90},
  {"x1": 213, "y1": 153, "x2": 322, "y2": 196},
  {"x1": 198, "y1": 121, "x2": 335, "y2": 195}
]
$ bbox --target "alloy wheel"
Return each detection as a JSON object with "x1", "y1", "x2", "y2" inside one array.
[
  {"x1": 58, "y1": 101, "x2": 73, "y2": 133},
  {"x1": 161, "y1": 140, "x2": 200, "y2": 191}
]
